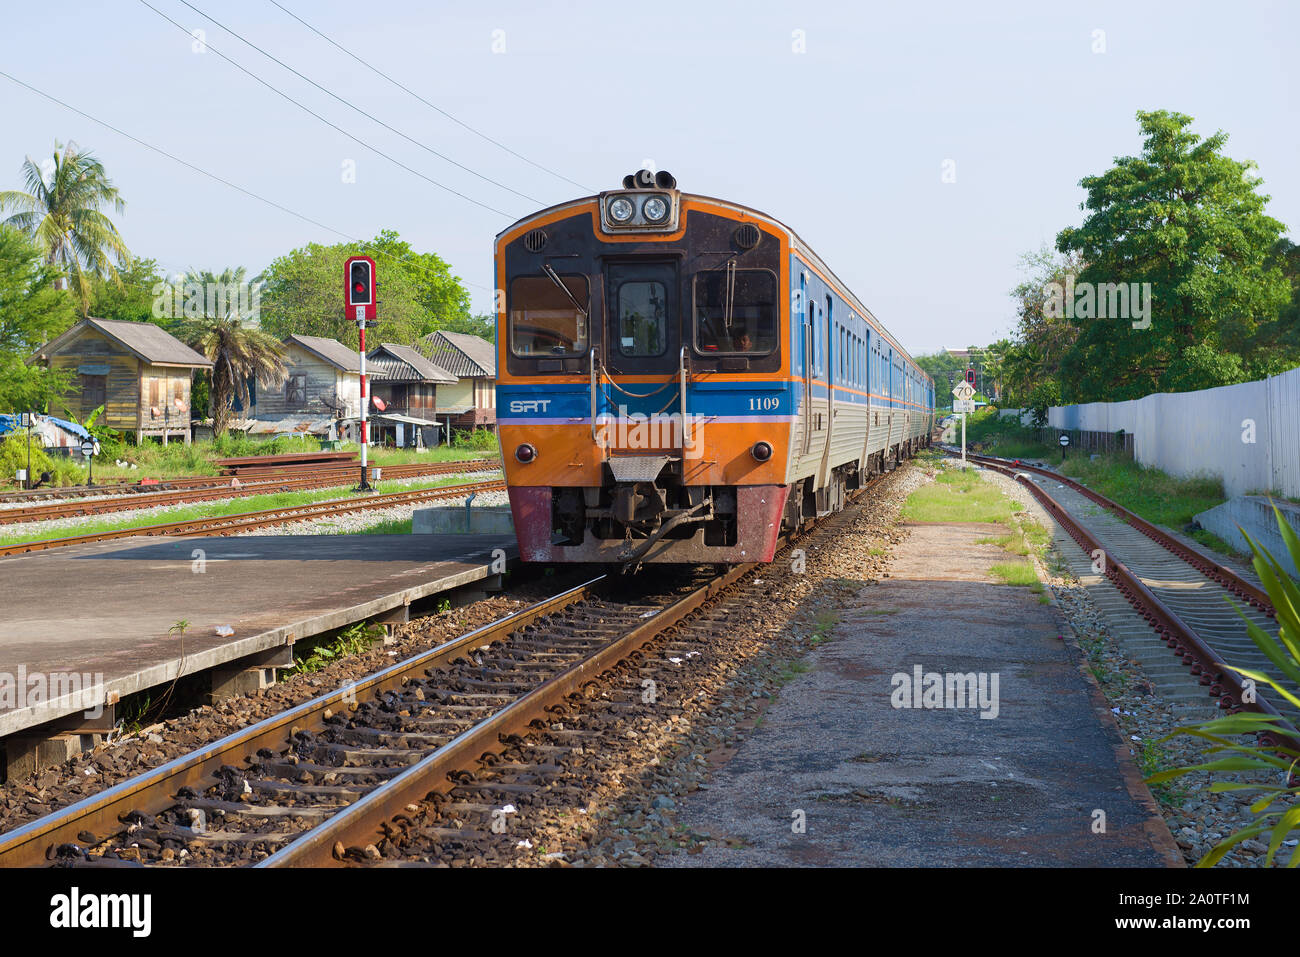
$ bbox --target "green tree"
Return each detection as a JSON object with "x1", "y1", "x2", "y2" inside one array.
[
  {"x1": 0, "y1": 225, "x2": 77, "y2": 412},
  {"x1": 914, "y1": 351, "x2": 966, "y2": 390},
  {"x1": 0, "y1": 141, "x2": 130, "y2": 317},
  {"x1": 86, "y1": 257, "x2": 167, "y2": 324},
  {"x1": 1003, "y1": 244, "x2": 1085, "y2": 408},
  {"x1": 175, "y1": 268, "x2": 286, "y2": 436},
  {"x1": 258, "y1": 230, "x2": 471, "y2": 347},
  {"x1": 1056, "y1": 110, "x2": 1291, "y2": 401}
]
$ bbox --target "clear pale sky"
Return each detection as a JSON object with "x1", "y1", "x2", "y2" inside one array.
[{"x1": 3, "y1": 0, "x2": 1296, "y2": 356}]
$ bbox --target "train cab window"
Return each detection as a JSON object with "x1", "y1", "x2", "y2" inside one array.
[
  {"x1": 614, "y1": 278, "x2": 667, "y2": 357},
  {"x1": 508, "y1": 274, "x2": 589, "y2": 357},
  {"x1": 693, "y1": 268, "x2": 777, "y2": 354}
]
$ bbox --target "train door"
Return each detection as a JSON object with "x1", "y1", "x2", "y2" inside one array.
[
  {"x1": 799, "y1": 272, "x2": 812, "y2": 454},
  {"x1": 592, "y1": 261, "x2": 679, "y2": 455},
  {"x1": 604, "y1": 261, "x2": 679, "y2": 380}
]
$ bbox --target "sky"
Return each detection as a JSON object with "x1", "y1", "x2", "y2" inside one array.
[{"x1": 2, "y1": 0, "x2": 1296, "y2": 357}]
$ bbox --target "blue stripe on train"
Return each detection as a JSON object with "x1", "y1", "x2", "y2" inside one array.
[{"x1": 496, "y1": 381, "x2": 931, "y2": 420}]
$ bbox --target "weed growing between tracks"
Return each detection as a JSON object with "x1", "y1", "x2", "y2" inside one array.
[
  {"x1": 901, "y1": 460, "x2": 1024, "y2": 525},
  {"x1": 285, "y1": 622, "x2": 387, "y2": 676}
]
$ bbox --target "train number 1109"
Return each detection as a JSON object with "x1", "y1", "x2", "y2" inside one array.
[{"x1": 748, "y1": 396, "x2": 781, "y2": 411}]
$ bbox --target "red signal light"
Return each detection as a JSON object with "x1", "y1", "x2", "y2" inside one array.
[{"x1": 344, "y1": 255, "x2": 376, "y2": 319}]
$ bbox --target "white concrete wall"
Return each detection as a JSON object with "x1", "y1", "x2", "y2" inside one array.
[{"x1": 1047, "y1": 366, "x2": 1300, "y2": 498}]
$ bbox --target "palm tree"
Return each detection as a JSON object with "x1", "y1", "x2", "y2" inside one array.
[
  {"x1": 176, "y1": 267, "x2": 285, "y2": 436},
  {"x1": 0, "y1": 141, "x2": 130, "y2": 316}
]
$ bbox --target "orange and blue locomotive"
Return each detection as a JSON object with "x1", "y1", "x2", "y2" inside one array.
[{"x1": 495, "y1": 170, "x2": 934, "y2": 565}]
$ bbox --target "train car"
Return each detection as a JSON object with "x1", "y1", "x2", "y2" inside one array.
[{"x1": 496, "y1": 170, "x2": 934, "y2": 565}]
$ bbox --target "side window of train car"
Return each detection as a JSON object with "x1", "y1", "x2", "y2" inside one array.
[
  {"x1": 692, "y1": 268, "x2": 778, "y2": 355},
  {"x1": 509, "y1": 274, "x2": 589, "y2": 357}
]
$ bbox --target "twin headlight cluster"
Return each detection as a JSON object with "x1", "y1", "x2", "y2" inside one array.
[{"x1": 601, "y1": 191, "x2": 677, "y2": 231}]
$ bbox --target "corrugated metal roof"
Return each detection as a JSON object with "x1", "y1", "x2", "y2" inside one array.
[
  {"x1": 286, "y1": 334, "x2": 361, "y2": 372},
  {"x1": 374, "y1": 413, "x2": 441, "y2": 426},
  {"x1": 367, "y1": 344, "x2": 456, "y2": 383},
  {"x1": 418, "y1": 330, "x2": 496, "y2": 378}
]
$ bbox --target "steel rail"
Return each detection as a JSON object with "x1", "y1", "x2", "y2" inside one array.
[
  {"x1": 953, "y1": 451, "x2": 1296, "y2": 752},
  {"x1": 0, "y1": 458, "x2": 499, "y2": 504},
  {"x1": 258, "y1": 562, "x2": 756, "y2": 866},
  {"x1": 0, "y1": 461, "x2": 499, "y2": 526},
  {"x1": 261, "y1": 477, "x2": 885, "y2": 866},
  {"x1": 0, "y1": 577, "x2": 605, "y2": 868},
  {"x1": 965, "y1": 451, "x2": 1273, "y2": 614},
  {"x1": 0, "y1": 479, "x2": 505, "y2": 556},
  {"x1": 0, "y1": 465, "x2": 885, "y2": 867}
]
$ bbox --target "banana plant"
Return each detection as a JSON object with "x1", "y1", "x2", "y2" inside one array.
[{"x1": 1148, "y1": 503, "x2": 1300, "y2": 867}]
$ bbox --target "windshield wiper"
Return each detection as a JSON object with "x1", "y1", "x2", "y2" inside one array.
[{"x1": 542, "y1": 264, "x2": 587, "y2": 319}]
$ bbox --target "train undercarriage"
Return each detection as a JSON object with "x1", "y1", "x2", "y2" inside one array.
[{"x1": 507, "y1": 433, "x2": 931, "y2": 567}]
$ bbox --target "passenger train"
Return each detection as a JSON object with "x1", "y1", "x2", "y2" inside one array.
[{"x1": 495, "y1": 170, "x2": 934, "y2": 565}]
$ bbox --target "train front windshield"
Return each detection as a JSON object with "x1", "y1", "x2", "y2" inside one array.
[{"x1": 692, "y1": 268, "x2": 778, "y2": 355}]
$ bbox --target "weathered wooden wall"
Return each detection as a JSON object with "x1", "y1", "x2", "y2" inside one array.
[
  {"x1": 258, "y1": 344, "x2": 358, "y2": 418},
  {"x1": 47, "y1": 329, "x2": 140, "y2": 430}
]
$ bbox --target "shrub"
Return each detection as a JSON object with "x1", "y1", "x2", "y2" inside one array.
[
  {"x1": 450, "y1": 428, "x2": 499, "y2": 451},
  {"x1": 0, "y1": 430, "x2": 85, "y2": 487}
]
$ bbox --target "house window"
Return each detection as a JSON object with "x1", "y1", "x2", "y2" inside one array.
[
  {"x1": 80, "y1": 374, "x2": 107, "y2": 413},
  {"x1": 285, "y1": 374, "x2": 306, "y2": 406}
]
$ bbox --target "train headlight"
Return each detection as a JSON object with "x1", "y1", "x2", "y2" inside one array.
[
  {"x1": 642, "y1": 195, "x2": 669, "y2": 223},
  {"x1": 608, "y1": 197, "x2": 635, "y2": 223},
  {"x1": 515, "y1": 443, "x2": 538, "y2": 464},
  {"x1": 751, "y1": 441, "x2": 773, "y2": 462}
]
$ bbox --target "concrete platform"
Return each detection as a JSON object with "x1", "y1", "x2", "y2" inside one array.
[
  {"x1": 665, "y1": 522, "x2": 1182, "y2": 868},
  {"x1": 0, "y1": 533, "x2": 515, "y2": 746}
]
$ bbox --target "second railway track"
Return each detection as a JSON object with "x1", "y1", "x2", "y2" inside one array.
[
  {"x1": 950, "y1": 449, "x2": 1296, "y2": 747},
  {"x1": 0, "y1": 478, "x2": 506, "y2": 556},
  {"x1": 0, "y1": 459, "x2": 499, "y2": 526}
]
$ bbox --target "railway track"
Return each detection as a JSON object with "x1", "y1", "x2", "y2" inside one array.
[
  {"x1": 0, "y1": 478, "x2": 505, "y2": 556},
  {"x1": 0, "y1": 475, "x2": 869, "y2": 867},
  {"x1": 0, "y1": 460, "x2": 499, "y2": 526},
  {"x1": 949, "y1": 449, "x2": 1296, "y2": 748}
]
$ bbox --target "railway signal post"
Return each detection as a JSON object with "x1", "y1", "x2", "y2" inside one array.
[
  {"x1": 345, "y1": 255, "x2": 378, "y2": 491},
  {"x1": 1059, "y1": 432, "x2": 1070, "y2": 461}
]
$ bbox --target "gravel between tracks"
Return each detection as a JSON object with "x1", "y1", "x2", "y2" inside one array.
[{"x1": 240, "y1": 489, "x2": 510, "y2": 536}]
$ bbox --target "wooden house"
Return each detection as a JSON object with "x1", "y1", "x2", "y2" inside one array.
[
  {"x1": 254, "y1": 334, "x2": 362, "y2": 422},
  {"x1": 30, "y1": 318, "x2": 212, "y2": 444},
  {"x1": 417, "y1": 330, "x2": 496, "y2": 430}
]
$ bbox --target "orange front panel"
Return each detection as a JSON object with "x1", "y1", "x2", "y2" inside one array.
[{"x1": 499, "y1": 421, "x2": 792, "y2": 488}]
